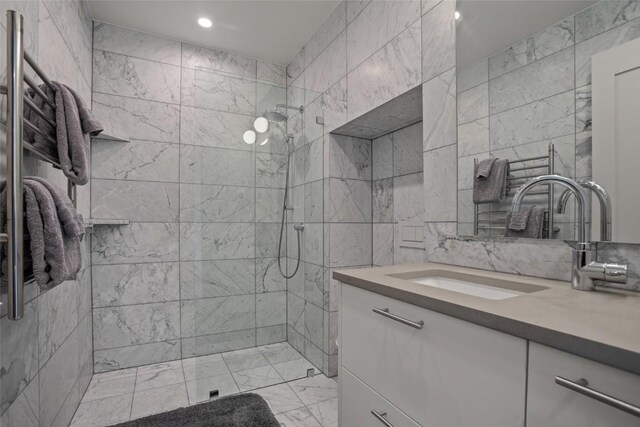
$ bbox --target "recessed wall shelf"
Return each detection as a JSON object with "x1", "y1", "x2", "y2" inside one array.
[
  {"x1": 91, "y1": 131, "x2": 129, "y2": 143},
  {"x1": 86, "y1": 218, "x2": 130, "y2": 226}
]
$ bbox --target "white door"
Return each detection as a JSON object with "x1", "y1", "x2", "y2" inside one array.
[{"x1": 592, "y1": 37, "x2": 640, "y2": 243}]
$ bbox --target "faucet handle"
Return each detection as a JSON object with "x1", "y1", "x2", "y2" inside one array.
[{"x1": 584, "y1": 261, "x2": 628, "y2": 284}]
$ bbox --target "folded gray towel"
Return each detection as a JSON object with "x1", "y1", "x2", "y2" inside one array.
[
  {"x1": 473, "y1": 158, "x2": 508, "y2": 204},
  {"x1": 24, "y1": 81, "x2": 103, "y2": 185},
  {"x1": 0, "y1": 178, "x2": 82, "y2": 290},
  {"x1": 505, "y1": 206, "x2": 546, "y2": 238},
  {"x1": 27, "y1": 176, "x2": 84, "y2": 238},
  {"x1": 508, "y1": 205, "x2": 533, "y2": 231},
  {"x1": 475, "y1": 158, "x2": 496, "y2": 179}
]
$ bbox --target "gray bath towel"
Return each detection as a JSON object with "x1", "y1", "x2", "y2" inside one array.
[
  {"x1": 27, "y1": 176, "x2": 84, "y2": 238},
  {"x1": 0, "y1": 179, "x2": 82, "y2": 290},
  {"x1": 508, "y1": 205, "x2": 533, "y2": 231},
  {"x1": 24, "y1": 81, "x2": 103, "y2": 185},
  {"x1": 473, "y1": 158, "x2": 508, "y2": 204},
  {"x1": 505, "y1": 206, "x2": 546, "y2": 238},
  {"x1": 475, "y1": 158, "x2": 496, "y2": 179}
]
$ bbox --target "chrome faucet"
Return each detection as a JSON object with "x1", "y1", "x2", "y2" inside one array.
[
  {"x1": 557, "y1": 180, "x2": 611, "y2": 241},
  {"x1": 511, "y1": 175, "x2": 627, "y2": 291}
]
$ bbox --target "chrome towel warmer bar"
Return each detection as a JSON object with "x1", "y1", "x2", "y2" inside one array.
[{"x1": 0, "y1": 10, "x2": 77, "y2": 320}]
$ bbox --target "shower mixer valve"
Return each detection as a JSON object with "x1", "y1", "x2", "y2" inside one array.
[{"x1": 293, "y1": 223, "x2": 305, "y2": 231}]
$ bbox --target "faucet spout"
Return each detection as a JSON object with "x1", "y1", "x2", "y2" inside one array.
[
  {"x1": 510, "y1": 175, "x2": 627, "y2": 291},
  {"x1": 557, "y1": 180, "x2": 612, "y2": 241}
]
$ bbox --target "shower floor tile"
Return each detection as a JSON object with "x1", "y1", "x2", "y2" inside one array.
[{"x1": 71, "y1": 342, "x2": 338, "y2": 427}]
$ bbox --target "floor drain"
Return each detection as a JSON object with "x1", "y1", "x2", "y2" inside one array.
[
  {"x1": 306, "y1": 368, "x2": 315, "y2": 377},
  {"x1": 209, "y1": 390, "x2": 219, "y2": 400}
]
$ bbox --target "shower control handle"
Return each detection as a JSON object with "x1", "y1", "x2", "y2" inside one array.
[{"x1": 293, "y1": 223, "x2": 304, "y2": 231}]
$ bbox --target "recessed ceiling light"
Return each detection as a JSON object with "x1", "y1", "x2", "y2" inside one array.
[
  {"x1": 198, "y1": 17, "x2": 213, "y2": 28},
  {"x1": 454, "y1": 11, "x2": 461, "y2": 20}
]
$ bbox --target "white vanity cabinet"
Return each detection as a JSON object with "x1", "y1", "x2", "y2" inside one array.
[
  {"x1": 340, "y1": 283, "x2": 527, "y2": 427},
  {"x1": 527, "y1": 342, "x2": 640, "y2": 427}
]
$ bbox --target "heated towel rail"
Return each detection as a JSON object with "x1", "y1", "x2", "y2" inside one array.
[
  {"x1": 473, "y1": 143, "x2": 555, "y2": 238},
  {"x1": 0, "y1": 10, "x2": 78, "y2": 320}
]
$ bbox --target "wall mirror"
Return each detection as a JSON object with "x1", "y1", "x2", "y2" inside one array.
[{"x1": 455, "y1": 0, "x2": 640, "y2": 244}]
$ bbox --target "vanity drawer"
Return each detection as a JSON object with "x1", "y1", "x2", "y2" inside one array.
[
  {"x1": 341, "y1": 367, "x2": 420, "y2": 427},
  {"x1": 527, "y1": 342, "x2": 640, "y2": 427},
  {"x1": 340, "y1": 283, "x2": 526, "y2": 426}
]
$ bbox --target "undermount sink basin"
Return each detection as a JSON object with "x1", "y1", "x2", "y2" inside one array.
[{"x1": 388, "y1": 270, "x2": 548, "y2": 300}]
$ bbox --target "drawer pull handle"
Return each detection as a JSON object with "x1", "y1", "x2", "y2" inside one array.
[
  {"x1": 371, "y1": 409, "x2": 394, "y2": 426},
  {"x1": 372, "y1": 307, "x2": 424, "y2": 330},
  {"x1": 555, "y1": 376, "x2": 640, "y2": 418}
]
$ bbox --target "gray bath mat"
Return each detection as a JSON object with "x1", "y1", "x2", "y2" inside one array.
[{"x1": 110, "y1": 393, "x2": 279, "y2": 427}]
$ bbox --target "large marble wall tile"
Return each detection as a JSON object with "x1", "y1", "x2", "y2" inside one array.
[
  {"x1": 348, "y1": 22, "x2": 421, "y2": 120},
  {"x1": 0, "y1": 372, "x2": 39, "y2": 427},
  {"x1": 190, "y1": 69, "x2": 256, "y2": 115},
  {"x1": 93, "y1": 50, "x2": 180, "y2": 103},
  {"x1": 181, "y1": 259, "x2": 255, "y2": 299},
  {"x1": 92, "y1": 93, "x2": 180, "y2": 143},
  {"x1": 257, "y1": 82, "x2": 286, "y2": 118},
  {"x1": 306, "y1": 1, "x2": 346, "y2": 68},
  {"x1": 305, "y1": 303, "x2": 324, "y2": 349},
  {"x1": 304, "y1": 263, "x2": 326, "y2": 309},
  {"x1": 372, "y1": 134, "x2": 394, "y2": 182},
  {"x1": 287, "y1": 47, "x2": 305, "y2": 85},
  {"x1": 576, "y1": 84, "x2": 592, "y2": 133},
  {"x1": 180, "y1": 295, "x2": 255, "y2": 337},
  {"x1": 457, "y1": 82, "x2": 488, "y2": 124},
  {"x1": 38, "y1": 4, "x2": 79, "y2": 87},
  {"x1": 423, "y1": 145, "x2": 457, "y2": 221},
  {"x1": 346, "y1": 0, "x2": 420, "y2": 72},
  {"x1": 323, "y1": 78, "x2": 348, "y2": 133},
  {"x1": 256, "y1": 223, "x2": 280, "y2": 258},
  {"x1": 423, "y1": 68, "x2": 456, "y2": 152},
  {"x1": 373, "y1": 223, "x2": 394, "y2": 266},
  {"x1": 182, "y1": 43, "x2": 257, "y2": 78},
  {"x1": 489, "y1": 17, "x2": 574, "y2": 79},
  {"x1": 394, "y1": 224, "x2": 425, "y2": 264},
  {"x1": 329, "y1": 223, "x2": 372, "y2": 267},
  {"x1": 492, "y1": 134, "x2": 576, "y2": 178},
  {"x1": 295, "y1": 138, "x2": 324, "y2": 184},
  {"x1": 421, "y1": 0, "x2": 455, "y2": 82},
  {"x1": 575, "y1": 0, "x2": 640, "y2": 43},
  {"x1": 38, "y1": 325, "x2": 80, "y2": 427},
  {"x1": 458, "y1": 59, "x2": 488, "y2": 93},
  {"x1": 93, "y1": 302, "x2": 180, "y2": 350},
  {"x1": 257, "y1": 292, "x2": 287, "y2": 327},
  {"x1": 38, "y1": 281, "x2": 78, "y2": 367},
  {"x1": 393, "y1": 121, "x2": 423, "y2": 175},
  {"x1": 326, "y1": 134, "x2": 371, "y2": 180},
  {"x1": 180, "y1": 106, "x2": 254, "y2": 150},
  {"x1": 92, "y1": 140, "x2": 179, "y2": 182},
  {"x1": 256, "y1": 153, "x2": 287, "y2": 189},
  {"x1": 327, "y1": 178, "x2": 372, "y2": 223},
  {"x1": 92, "y1": 262, "x2": 179, "y2": 307},
  {"x1": 93, "y1": 22, "x2": 182, "y2": 65},
  {"x1": 373, "y1": 178, "x2": 394, "y2": 223},
  {"x1": 256, "y1": 258, "x2": 286, "y2": 293},
  {"x1": 347, "y1": 0, "x2": 371, "y2": 23},
  {"x1": 76, "y1": 266, "x2": 92, "y2": 320},
  {"x1": 305, "y1": 180, "x2": 324, "y2": 223},
  {"x1": 181, "y1": 329, "x2": 256, "y2": 358},
  {"x1": 257, "y1": 188, "x2": 285, "y2": 222},
  {"x1": 458, "y1": 117, "x2": 489, "y2": 157},
  {"x1": 92, "y1": 180, "x2": 179, "y2": 222},
  {"x1": 575, "y1": 18, "x2": 640, "y2": 87},
  {"x1": 393, "y1": 173, "x2": 424, "y2": 222},
  {"x1": 575, "y1": 131, "x2": 592, "y2": 179},
  {"x1": 423, "y1": 222, "x2": 573, "y2": 281},
  {"x1": 458, "y1": 152, "x2": 490, "y2": 190},
  {"x1": 304, "y1": 96, "x2": 325, "y2": 144},
  {"x1": 490, "y1": 47, "x2": 575, "y2": 114},
  {"x1": 179, "y1": 145, "x2": 255, "y2": 186},
  {"x1": 180, "y1": 184, "x2": 254, "y2": 223},
  {"x1": 257, "y1": 325, "x2": 287, "y2": 346},
  {"x1": 257, "y1": 61, "x2": 286, "y2": 87},
  {"x1": 305, "y1": 31, "x2": 346, "y2": 95},
  {"x1": 287, "y1": 293, "x2": 306, "y2": 337},
  {"x1": 490, "y1": 90, "x2": 575, "y2": 150},
  {"x1": 92, "y1": 223, "x2": 179, "y2": 265},
  {"x1": 303, "y1": 223, "x2": 324, "y2": 266},
  {"x1": 94, "y1": 340, "x2": 181, "y2": 373},
  {"x1": 1, "y1": 300, "x2": 38, "y2": 415},
  {"x1": 180, "y1": 223, "x2": 254, "y2": 261}
]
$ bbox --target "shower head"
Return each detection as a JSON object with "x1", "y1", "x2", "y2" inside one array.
[{"x1": 263, "y1": 108, "x2": 288, "y2": 122}]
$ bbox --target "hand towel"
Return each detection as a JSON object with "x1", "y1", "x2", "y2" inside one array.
[
  {"x1": 505, "y1": 206, "x2": 546, "y2": 238},
  {"x1": 475, "y1": 158, "x2": 496, "y2": 179},
  {"x1": 508, "y1": 205, "x2": 533, "y2": 231},
  {"x1": 0, "y1": 179, "x2": 83, "y2": 290},
  {"x1": 473, "y1": 158, "x2": 508, "y2": 204},
  {"x1": 24, "y1": 81, "x2": 104, "y2": 185},
  {"x1": 27, "y1": 176, "x2": 84, "y2": 238}
]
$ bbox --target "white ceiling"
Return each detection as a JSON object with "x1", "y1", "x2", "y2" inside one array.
[
  {"x1": 87, "y1": 0, "x2": 341, "y2": 65},
  {"x1": 457, "y1": 0, "x2": 597, "y2": 69}
]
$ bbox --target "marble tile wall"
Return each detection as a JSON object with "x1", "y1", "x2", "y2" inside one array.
[
  {"x1": 424, "y1": 0, "x2": 640, "y2": 292},
  {"x1": 90, "y1": 23, "x2": 289, "y2": 372},
  {"x1": 0, "y1": 1, "x2": 94, "y2": 425}
]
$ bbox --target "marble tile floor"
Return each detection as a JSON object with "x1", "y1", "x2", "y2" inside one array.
[{"x1": 70, "y1": 342, "x2": 337, "y2": 426}]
